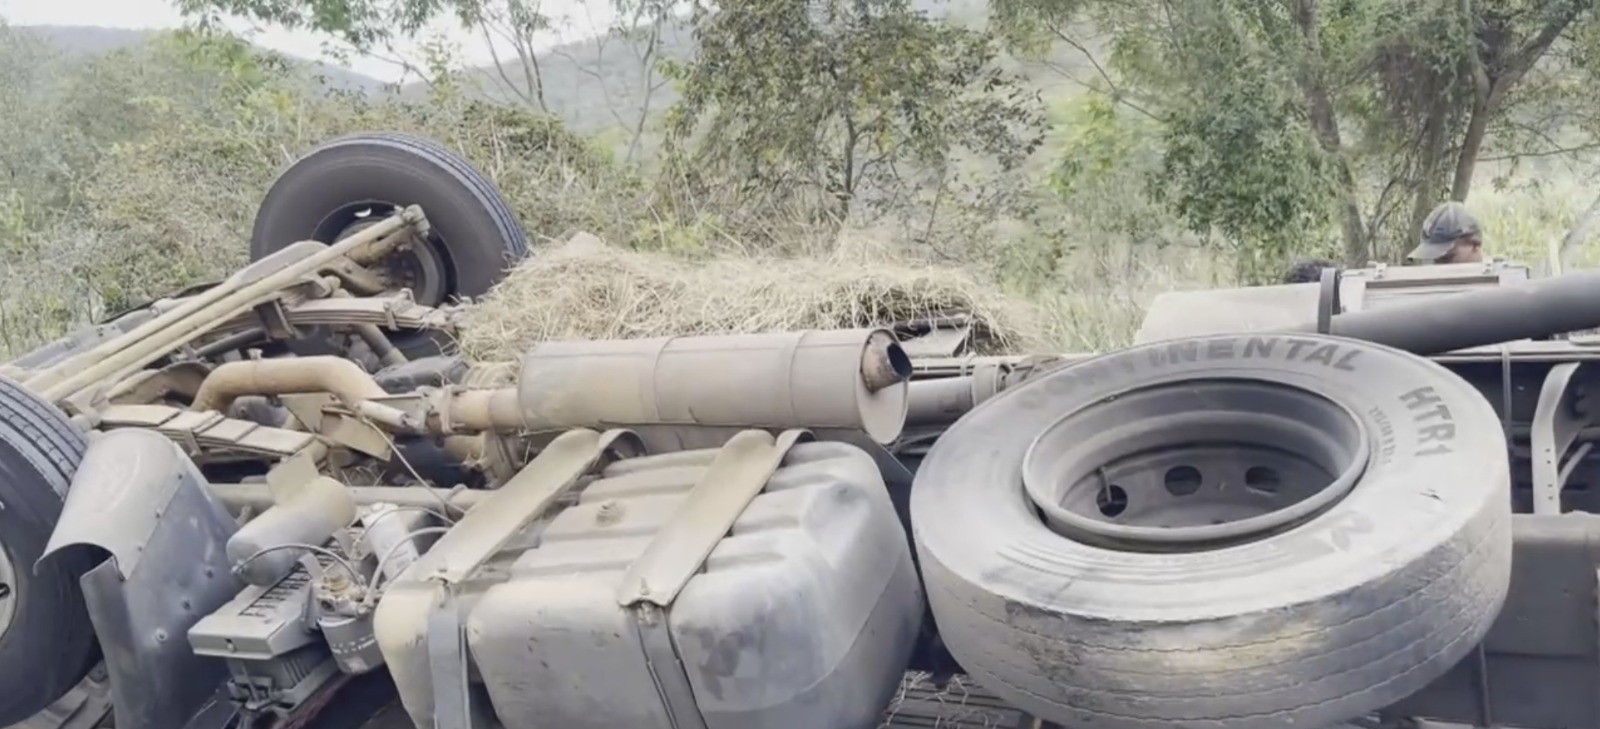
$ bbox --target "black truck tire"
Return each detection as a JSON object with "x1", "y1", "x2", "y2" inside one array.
[
  {"x1": 911, "y1": 333, "x2": 1513, "y2": 729},
  {"x1": 0, "y1": 376, "x2": 96, "y2": 726},
  {"x1": 250, "y1": 132, "x2": 529, "y2": 358}
]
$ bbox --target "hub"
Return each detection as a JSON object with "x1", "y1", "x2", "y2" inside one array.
[
  {"x1": 1022, "y1": 379, "x2": 1371, "y2": 551},
  {"x1": 0, "y1": 543, "x2": 15, "y2": 637}
]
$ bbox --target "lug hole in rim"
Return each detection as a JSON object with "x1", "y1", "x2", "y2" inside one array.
[
  {"x1": 1164, "y1": 465, "x2": 1203, "y2": 496},
  {"x1": 1021, "y1": 378, "x2": 1371, "y2": 552},
  {"x1": 1096, "y1": 485, "x2": 1129, "y2": 517},
  {"x1": 1246, "y1": 466, "x2": 1282, "y2": 494}
]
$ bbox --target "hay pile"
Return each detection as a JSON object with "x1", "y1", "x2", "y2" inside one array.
[{"x1": 454, "y1": 234, "x2": 1047, "y2": 362}]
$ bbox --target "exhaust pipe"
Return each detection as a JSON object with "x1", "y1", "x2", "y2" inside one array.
[{"x1": 1302, "y1": 268, "x2": 1600, "y2": 355}]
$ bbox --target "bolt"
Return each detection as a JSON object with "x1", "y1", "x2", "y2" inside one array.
[{"x1": 596, "y1": 500, "x2": 623, "y2": 526}]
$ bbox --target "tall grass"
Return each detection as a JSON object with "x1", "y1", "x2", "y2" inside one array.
[{"x1": 1, "y1": 28, "x2": 1597, "y2": 361}]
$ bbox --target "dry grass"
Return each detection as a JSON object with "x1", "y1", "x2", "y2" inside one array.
[{"x1": 454, "y1": 233, "x2": 1052, "y2": 361}]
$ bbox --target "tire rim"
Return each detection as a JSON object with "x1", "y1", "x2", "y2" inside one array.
[
  {"x1": 0, "y1": 541, "x2": 16, "y2": 637},
  {"x1": 319, "y1": 202, "x2": 452, "y2": 307},
  {"x1": 1021, "y1": 378, "x2": 1372, "y2": 552}
]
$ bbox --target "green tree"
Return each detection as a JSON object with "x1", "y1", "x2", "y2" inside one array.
[
  {"x1": 660, "y1": 0, "x2": 1045, "y2": 228},
  {"x1": 995, "y1": 0, "x2": 1599, "y2": 264}
]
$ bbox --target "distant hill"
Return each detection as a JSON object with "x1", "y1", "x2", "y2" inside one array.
[
  {"x1": 395, "y1": 0, "x2": 1070, "y2": 146},
  {"x1": 18, "y1": 2, "x2": 1087, "y2": 156},
  {"x1": 13, "y1": 24, "x2": 390, "y2": 94}
]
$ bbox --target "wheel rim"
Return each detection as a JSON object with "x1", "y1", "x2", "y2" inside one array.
[
  {"x1": 316, "y1": 201, "x2": 452, "y2": 307},
  {"x1": 1022, "y1": 378, "x2": 1371, "y2": 552},
  {"x1": 0, "y1": 541, "x2": 17, "y2": 637}
]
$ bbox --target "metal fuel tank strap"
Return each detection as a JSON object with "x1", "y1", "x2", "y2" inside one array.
[
  {"x1": 370, "y1": 427, "x2": 642, "y2": 729},
  {"x1": 614, "y1": 428, "x2": 811, "y2": 729}
]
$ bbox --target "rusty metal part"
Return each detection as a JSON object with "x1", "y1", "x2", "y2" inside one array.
[
  {"x1": 461, "y1": 361, "x2": 518, "y2": 388},
  {"x1": 170, "y1": 293, "x2": 455, "y2": 346},
  {"x1": 355, "y1": 324, "x2": 407, "y2": 367},
  {"x1": 226, "y1": 476, "x2": 358, "y2": 587},
  {"x1": 26, "y1": 207, "x2": 423, "y2": 404},
  {"x1": 909, "y1": 353, "x2": 1094, "y2": 380},
  {"x1": 191, "y1": 357, "x2": 388, "y2": 414},
  {"x1": 512, "y1": 329, "x2": 912, "y2": 444},
  {"x1": 98, "y1": 403, "x2": 324, "y2": 462},
  {"x1": 206, "y1": 482, "x2": 492, "y2": 515},
  {"x1": 862, "y1": 330, "x2": 914, "y2": 393},
  {"x1": 439, "y1": 388, "x2": 525, "y2": 433},
  {"x1": 354, "y1": 400, "x2": 423, "y2": 433},
  {"x1": 374, "y1": 428, "x2": 642, "y2": 727},
  {"x1": 329, "y1": 289, "x2": 408, "y2": 368},
  {"x1": 438, "y1": 433, "x2": 520, "y2": 481},
  {"x1": 104, "y1": 362, "x2": 211, "y2": 405},
  {"x1": 439, "y1": 435, "x2": 486, "y2": 464},
  {"x1": 616, "y1": 428, "x2": 810, "y2": 608}
]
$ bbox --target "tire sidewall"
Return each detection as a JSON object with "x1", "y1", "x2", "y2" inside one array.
[
  {"x1": 0, "y1": 444, "x2": 93, "y2": 725},
  {"x1": 251, "y1": 134, "x2": 524, "y2": 302},
  {"x1": 911, "y1": 332, "x2": 1509, "y2": 621}
]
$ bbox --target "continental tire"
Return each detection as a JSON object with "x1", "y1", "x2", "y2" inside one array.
[
  {"x1": 911, "y1": 333, "x2": 1512, "y2": 729},
  {"x1": 251, "y1": 132, "x2": 529, "y2": 358},
  {"x1": 0, "y1": 375, "x2": 97, "y2": 725}
]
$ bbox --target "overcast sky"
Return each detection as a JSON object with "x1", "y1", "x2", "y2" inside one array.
[{"x1": 0, "y1": 0, "x2": 615, "y2": 82}]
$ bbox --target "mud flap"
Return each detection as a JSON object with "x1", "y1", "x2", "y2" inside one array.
[{"x1": 38, "y1": 429, "x2": 243, "y2": 729}]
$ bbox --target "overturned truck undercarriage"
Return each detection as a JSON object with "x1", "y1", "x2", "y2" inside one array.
[{"x1": 2, "y1": 132, "x2": 1598, "y2": 729}]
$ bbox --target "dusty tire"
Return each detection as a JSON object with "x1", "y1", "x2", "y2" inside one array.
[
  {"x1": 0, "y1": 376, "x2": 97, "y2": 725},
  {"x1": 251, "y1": 132, "x2": 529, "y2": 358},
  {"x1": 911, "y1": 333, "x2": 1513, "y2": 729}
]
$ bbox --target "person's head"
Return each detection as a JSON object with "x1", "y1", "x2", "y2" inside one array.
[
  {"x1": 1409, "y1": 201, "x2": 1484, "y2": 264},
  {"x1": 1282, "y1": 258, "x2": 1338, "y2": 284}
]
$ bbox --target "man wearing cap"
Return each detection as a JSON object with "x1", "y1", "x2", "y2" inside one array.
[{"x1": 1408, "y1": 201, "x2": 1485, "y2": 264}]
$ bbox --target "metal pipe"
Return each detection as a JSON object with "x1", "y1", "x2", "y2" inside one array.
[
  {"x1": 356, "y1": 323, "x2": 407, "y2": 367},
  {"x1": 191, "y1": 356, "x2": 389, "y2": 413},
  {"x1": 30, "y1": 208, "x2": 421, "y2": 402},
  {"x1": 1303, "y1": 268, "x2": 1600, "y2": 355},
  {"x1": 226, "y1": 476, "x2": 357, "y2": 587},
  {"x1": 446, "y1": 388, "x2": 526, "y2": 432},
  {"x1": 333, "y1": 288, "x2": 407, "y2": 367},
  {"x1": 513, "y1": 329, "x2": 912, "y2": 444},
  {"x1": 861, "y1": 330, "x2": 914, "y2": 392},
  {"x1": 208, "y1": 482, "x2": 492, "y2": 514},
  {"x1": 906, "y1": 377, "x2": 978, "y2": 427}
]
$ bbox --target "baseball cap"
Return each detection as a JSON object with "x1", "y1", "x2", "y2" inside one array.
[{"x1": 1408, "y1": 201, "x2": 1481, "y2": 261}]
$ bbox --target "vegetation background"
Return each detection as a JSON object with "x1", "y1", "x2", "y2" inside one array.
[{"x1": 2, "y1": 0, "x2": 1598, "y2": 360}]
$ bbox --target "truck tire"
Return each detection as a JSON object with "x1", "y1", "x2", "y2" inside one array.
[
  {"x1": 250, "y1": 132, "x2": 529, "y2": 358},
  {"x1": 0, "y1": 376, "x2": 97, "y2": 726},
  {"x1": 911, "y1": 333, "x2": 1513, "y2": 729}
]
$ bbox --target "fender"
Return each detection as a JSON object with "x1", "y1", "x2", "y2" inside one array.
[{"x1": 39, "y1": 429, "x2": 242, "y2": 729}]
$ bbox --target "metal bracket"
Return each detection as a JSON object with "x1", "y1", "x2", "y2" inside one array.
[
  {"x1": 427, "y1": 588, "x2": 475, "y2": 729},
  {"x1": 616, "y1": 428, "x2": 811, "y2": 608},
  {"x1": 610, "y1": 429, "x2": 807, "y2": 729},
  {"x1": 631, "y1": 603, "x2": 708, "y2": 729},
  {"x1": 1531, "y1": 362, "x2": 1594, "y2": 514},
  {"x1": 252, "y1": 299, "x2": 300, "y2": 341},
  {"x1": 415, "y1": 428, "x2": 642, "y2": 587},
  {"x1": 374, "y1": 427, "x2": 643, "y2": 727},
  {"x1": 1317, "y1": 266, "x2": 1341, "y2": 334}
]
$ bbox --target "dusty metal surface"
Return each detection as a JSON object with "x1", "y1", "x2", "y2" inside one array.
[
  {"x1": 373, "y1": 428, "x2": 640, "y2": 727},
  {"x1": 614, "y1": 428, "x2": 809, "y2": 607},
  {"x1": 13, "y1": 132, "x2": 1600, "y2": 729},
  {"x1": 515, "y1": 328, "x2": 912, "y2": 444},
  {"x1": 52, "y1": 432, "x2": 242, "y2": 729},
  {"x1": 0, "y1": 534, "x2": 15, "y2": 638}
]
